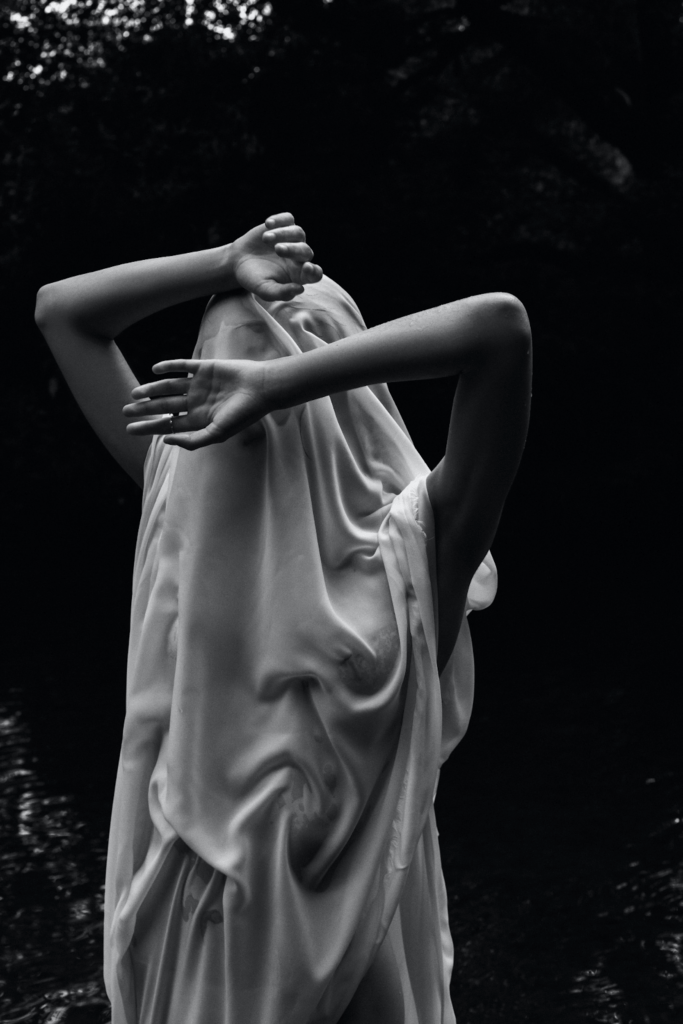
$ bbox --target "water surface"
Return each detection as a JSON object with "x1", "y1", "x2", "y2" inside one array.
[{"x1": 1, "y1": 664, "x2": 680, "y2": 1023}]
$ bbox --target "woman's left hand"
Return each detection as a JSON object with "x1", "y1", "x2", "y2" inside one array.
[{"x1": 122, "y1": 358, "x2": 277, "y2": 450}]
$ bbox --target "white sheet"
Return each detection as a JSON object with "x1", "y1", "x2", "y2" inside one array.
[{"x1": 103, "y1": 277, "x2": 497, "y2": 1023}]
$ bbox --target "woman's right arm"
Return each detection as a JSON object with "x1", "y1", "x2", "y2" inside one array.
[{"x1": 35, "y1": 213, "x2": 321, "y2": 487}]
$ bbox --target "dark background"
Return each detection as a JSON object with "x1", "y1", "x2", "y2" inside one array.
[{"x1": 1, "y1": 1, "x2": 681, "y2": 1020}]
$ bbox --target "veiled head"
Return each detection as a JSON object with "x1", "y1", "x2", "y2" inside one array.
[{"x1": 193, "y1": 276, "x2": 366, "y2": 361}]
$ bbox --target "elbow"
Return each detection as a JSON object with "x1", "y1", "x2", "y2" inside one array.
[
  {"x1": 35, "y1": 281, "x2": 78, "y2": 336},
  {"x1": 34, "y1": 282, "x2": 61, "y2": 333},
  {"x1": 483, "y1": 292, "x2": 531, "y2": 353}
]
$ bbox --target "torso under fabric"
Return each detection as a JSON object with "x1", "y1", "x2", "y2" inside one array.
[{"x1": 103, "y1": 277, "x2": 497, "y2": 1024}]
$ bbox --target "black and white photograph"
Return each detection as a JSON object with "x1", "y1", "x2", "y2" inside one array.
[{"x1": 2, "y1": 2, "x2": 680, "y2": 1022}]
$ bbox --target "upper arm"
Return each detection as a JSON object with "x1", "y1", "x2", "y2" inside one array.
[
  {"x1": 35, "y1": 285, "x2": 151, "y2": 488},
  {"x1": 426, "y1": 293, "x2": 532, "y2": 668}
]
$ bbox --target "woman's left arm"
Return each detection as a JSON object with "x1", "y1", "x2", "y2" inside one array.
[
  {"x1": 125, "y1": 291, "x2": 530, "y2": 666},
  {"x1": 126, "y1": 292, "x2": 530, "y2": 569}
]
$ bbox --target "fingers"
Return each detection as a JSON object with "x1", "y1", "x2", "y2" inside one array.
[
  {"x1": 125, "y1": 413, "x2": 183, "y2": 436},
  {"x1": 123, "y1": 394, "x2": 188, "y2": 420},
  {"x1": 301, "y1": 262, "x2": 324, "y2": 284},
  {"x1": 262, "y1": 216, "x2": 324, "y2": 282},
  {"x1": 124, "y1": 371, "x2": 192, "y2": 433},
  {"x1": 130, "y1": 376, "x2": 189, "y2": 401},
  {"x1": 255, "y1": 280, "x2": 305, "y2": 302},
  {"x1": 264, "y1": 212, "x2": 295, "y2": 230},
  {"x1": 151, "y1": 359, "x2": 200, "y2": 377},
  {"x1": 272, "y1": 241, "x2": 314, "y2": 262},
  {"x1": 252, "y1": 263, "x2": 322, "y2": 300},
  {"x1": 263, "y1": 225, "x2": 306, "y2": 246}
]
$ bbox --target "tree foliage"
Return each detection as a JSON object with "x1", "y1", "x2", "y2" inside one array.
[
  {"x1": 2, "y1": 0, "x2": 680, "y2": 678},
  {"x1": 4, "y1": 0, "x2": 681, "y2": 271},
  {"x1": 2, "y1": 11, "x2": 680, "y2": 1017}
]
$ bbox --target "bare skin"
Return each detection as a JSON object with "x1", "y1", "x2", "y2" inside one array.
[
  {"x1": 35, "y1": 212, "x2": 322, "y2": 486},
  {"x1": 123, "y1": 291, "x2": 531, "y2": 674},
  {"x1": 36, "y1": 214, "x2": 532, "y2": 1021}
]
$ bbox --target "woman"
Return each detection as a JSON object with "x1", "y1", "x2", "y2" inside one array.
[{"x1": 36, "y1": 212, "x2": 531, "y2": 1024}]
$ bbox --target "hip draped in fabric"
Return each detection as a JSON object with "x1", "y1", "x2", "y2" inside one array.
[{"x1": 103, "y1": 277, "x2": 497, "y2": 1024}]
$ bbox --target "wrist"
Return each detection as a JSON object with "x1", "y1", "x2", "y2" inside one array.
[
  {"x1": 266, "y1": 346, "x2": 347, "y2": 411},
  {"x1": 265, "y1": 353, "x2": 300, "y2": 411},
  {"x1": 217, "y1": 242, "x2": 239, "y2": 292}
]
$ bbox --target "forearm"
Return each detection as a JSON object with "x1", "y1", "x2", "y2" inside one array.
[
  {"x1": 35, "y1": 243, "x2": 239, "y2": 340},
  {"x1": 270, "y1": 293, "x2": 530, "y2": 408}
]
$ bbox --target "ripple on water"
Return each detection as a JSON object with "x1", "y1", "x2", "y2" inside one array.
[
  {"x1": 1, "y1": 682, "x2": 681, "y2": 1024},
  {"x1": 446, "y1": 767, "x2": 683, "y2": 1023},
  {"x1": 0, "y1": 697, "x2": 110, "y2": 1024}
]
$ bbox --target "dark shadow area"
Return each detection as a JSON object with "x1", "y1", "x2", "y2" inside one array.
[{"x1": 1, "y1": 1, "x2": 680, "y2": 1021}]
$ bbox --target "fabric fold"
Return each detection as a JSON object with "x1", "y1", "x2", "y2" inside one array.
[{"x1": 104, "y1": 276, "x2": 497, "y2": 1024}]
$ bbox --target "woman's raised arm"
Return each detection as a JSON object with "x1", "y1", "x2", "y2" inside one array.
[
  {"x1": 279, "y1": 293, "x2": 532, "y2": 667},
  {"x1": 34, "y1": 213, "x2": 322, "y2": 487},
  {"x1": 277, "y1": 292, "x2": 531, "y2": 669},
  {"x1": 124, "y1": 291, "x2": 531, "y2": 667}
]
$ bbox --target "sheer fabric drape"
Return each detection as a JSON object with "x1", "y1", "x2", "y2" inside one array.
[{"x1": 103, "y1": 279, "x2": 497, "y2": 1024}]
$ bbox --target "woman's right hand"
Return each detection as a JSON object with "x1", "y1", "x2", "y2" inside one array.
[{"x1": 122, "y1": 357, "x2": 280, "y2": 450}]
